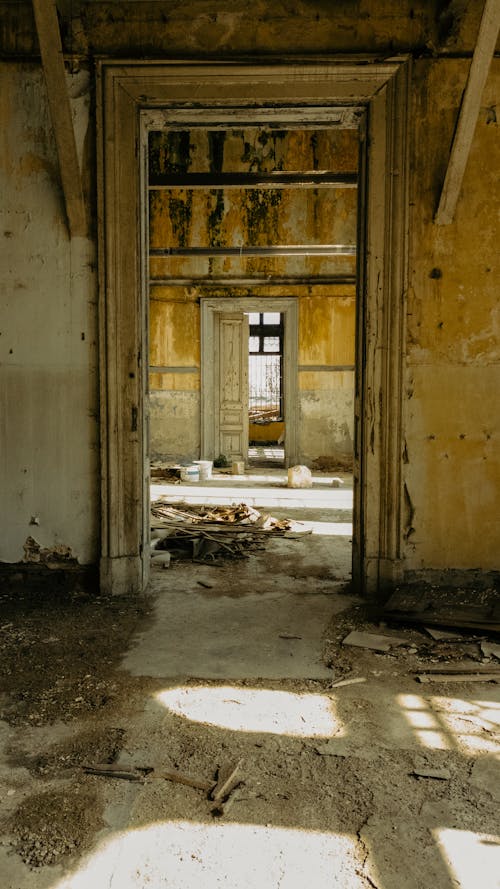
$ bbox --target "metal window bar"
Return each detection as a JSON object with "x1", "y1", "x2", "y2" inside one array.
[{"x1": 248, "y1": 314, "x2": 284, "y2": 423}]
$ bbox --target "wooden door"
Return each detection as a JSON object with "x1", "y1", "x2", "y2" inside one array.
[{"x1": 215, "y1": 312, "x2": 249, "y2": 463}]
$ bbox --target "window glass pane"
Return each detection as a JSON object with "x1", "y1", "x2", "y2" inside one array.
[
  {"x1": 262, "y1": 312, "x2": 281, "y2": 325},
  {"x1": 248, "y1": 313, "x2": 261, "y2": 325},
  {"x1": 263, "y1": 336, "x2": 280, "y2": 353},
  {"x1": 249, "y1": 336, "x2": 260, "y2": 353}
]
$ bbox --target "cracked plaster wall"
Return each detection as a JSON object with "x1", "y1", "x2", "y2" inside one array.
[
  {"x1": 404, "y1": 59, "x2": 500, "y2": 573},
  {"x1": 0, "y1": 64, "x2": 98, "y2": 566}
]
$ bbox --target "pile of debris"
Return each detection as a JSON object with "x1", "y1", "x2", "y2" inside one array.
[
  {"x1": 150, "y1": 500, "x2": 308, "y2": 566},
  {"x1": 150, "y1": 466, "x2": 181, "y2": 483}
]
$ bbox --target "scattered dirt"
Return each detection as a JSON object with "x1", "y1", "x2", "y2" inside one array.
[
  {"x1": 0, "y1": 576, "x2": 498, "y2": 884},
  {"x1": 0, "y1": 585, "x2": 152, "y2": 871},
  {"x1": 14, "y1": 726, "x2": 127, "y2": 780},
  {"x1": 0, "y1": 587, "x2": 150, "y2": 726},
  {"x1": 8, "y1": 784, "x2": 102, "y2": 868}
]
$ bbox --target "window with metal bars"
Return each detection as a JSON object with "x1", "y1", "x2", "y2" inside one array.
[{"x1": 248, "y1": 313, "x2": 284, "y2": 422}]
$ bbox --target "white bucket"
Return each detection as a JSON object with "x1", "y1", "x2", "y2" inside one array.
[
  {"x1": 195, "y1": 460, "x2": 213, "y2": 481},
  {"x1": 180, "y1": 465, "x2": 199, "y2": 483}
]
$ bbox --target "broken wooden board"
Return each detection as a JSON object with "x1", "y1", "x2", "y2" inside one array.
[
  {"x1": 411, "y1": 768, "x2": 451, "y2": 781},
  {"x1": 211, "y1": 786, "x2": 244, "y2": 816},
  {"x1": 83, "y1": 763, "x2": 214, "y2": 791},
  {"x1": 342, "y1": 630, "x2": 411, "y2": 652},
  {"x1": 414, "y1": 662, "x2": 500, "y2": 674},
  {"x1": 154, "y1": 769, "x2": 215, "y2": 792},
  {"x1": 83, "y1": 765, "x2": 144, "y2": 782},
  {"x1": 424, "y1": 627, "x2": 469, "y2": 641},
  {"x1": 314, "y1": 740, "x2": 347, "y2": 757},
  {"x1": 383, "y1": 588, "x2": 500, "y2": 634},
  {"x1": 416, "y1": 673, "x2": 500, "y2": 684},
  {"x1": 481, "y1": 641, "x2": 500, "y2": 659},
  {"x1": 329, "y1": 676, "x2": 366, "y2": 689},
  {"x1": 210, "y1": 759, "x2": 243, "y2": 803},
  {"x1": 152, "y1": 500, "x2": 292, "y2": 532}
]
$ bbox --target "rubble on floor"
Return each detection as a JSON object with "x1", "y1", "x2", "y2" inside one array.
[
  {"x1": 323, "y1": 602, "x2": 500, "y2": 688},
  {"x1": 150, "y1": 499, "x2": 309, "y2": 565},
  {"x1": 150, "y1": 466, "x2": 181, "y2": 483}
]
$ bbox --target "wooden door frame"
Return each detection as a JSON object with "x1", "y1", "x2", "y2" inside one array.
[
  {"x1": 201, "y1": 297, "x2": 299, "y2": 467},
  {"x1": 97, "y1": 59, "x2": 410, "y2": 597}
]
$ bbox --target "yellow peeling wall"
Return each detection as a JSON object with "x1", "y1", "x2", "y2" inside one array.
[
  {"x1": 298, "y1": 291, "x2": 355, "y2": 467},
  {"x1": 148, "y1": 128, "x2": 358, "y2": 465},
  {"x1": 404, "y1": 60, "x2": 500, "y2": 574},
  {"x1": 0, "y1": 63, "x2": 98, "y2": 566},
  {"x1": 149, "y1": 285, "x2": 356, "y2": 464}
]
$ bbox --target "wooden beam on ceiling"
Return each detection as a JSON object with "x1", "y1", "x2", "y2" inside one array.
[
  {"x1": 435, "y1": 0, "x2": 500, "y2": 225},
  {"x1": 32, "y1": 0, "x2": 86, "y2": 237}
]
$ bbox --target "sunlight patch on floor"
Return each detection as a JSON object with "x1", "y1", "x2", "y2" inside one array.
[
  {"x1": 398, "y1": 694, "x2": 500, "y2": 753},
  {"x1": 434, "y1": 828, "x2": 500, "y2": 889},
  {"x1": 151, "y1": 483, "x2": 353, "y2": 510},
  {"x1": 429, "y1": 697, "x2": 500, "y2": 756},
  {"x1": 398, "y1": 694, "x2": 451, "y2": 750},
  {"x1": 50, "y1": 821, "x2": 361, "y2": 889},
  {"x1": 156, "y1": 686, "x2": 343, "y2": 738}
]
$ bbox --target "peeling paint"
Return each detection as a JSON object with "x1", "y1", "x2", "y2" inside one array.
[
  {"x1": 23, "y1": 536, "x2": 78, "y2": 567},
  {"x1": 403, "y1": 484, "x2": 415, "y2": 542}
]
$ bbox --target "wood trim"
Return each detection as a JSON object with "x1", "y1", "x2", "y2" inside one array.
[
  {"x1": 435, "y1": 0, "x2": 500, "y2": 225},
  {"x1": 149, "y1": 172, "x2": 358, "y2": 188},
  {"x1": 32, "y1": 0, "x2": 86, "y2": 237},
  {"x1": 149, "y1": 276, "x2": 357, "y2": 286},
  {"x1": 97, "y1": 59, "x2": 410, "y2": 597},
  {"x1": 299, "y1": 365, "x2": 355, "y2": 372},
  {"x1": 149, "y1": 366, "x2": 200, "y2": 374}
]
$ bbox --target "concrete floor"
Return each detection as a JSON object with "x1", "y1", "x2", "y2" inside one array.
[
  {"x1": 2, "y1": 469, "x2": 499, "y2": 889},
  {"x1": 124, "y1": 469, "x2": 353, "y2": 679}
]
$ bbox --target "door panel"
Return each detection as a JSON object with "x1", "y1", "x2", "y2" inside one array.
[{"x1": 215, "y1": 312, "x2": 249, "y2": 461}]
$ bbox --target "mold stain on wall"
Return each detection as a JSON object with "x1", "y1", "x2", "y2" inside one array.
[{"x1": 148, "y1": 127, "x2": 359, "y2": 465}]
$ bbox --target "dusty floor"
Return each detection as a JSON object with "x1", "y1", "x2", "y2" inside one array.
[{"x1": 0, "y1": 471, "x2": 499, "y2": 888}]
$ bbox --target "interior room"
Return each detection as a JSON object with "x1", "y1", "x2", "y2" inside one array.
[
  {"x1": 147, "y1": 125, "x2": 358, "y2": 474},
  {"x1": 1, "y1": 3, "x2": 499, "y2": 888}
]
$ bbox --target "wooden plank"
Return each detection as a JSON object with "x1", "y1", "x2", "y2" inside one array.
[
  {"x1": 209, "y1": 759, "x2": 243, "y2": 802},
  {"x1": 435, "y1": 0, "x2": 500, "y2": 225},
  {"x1": 416, "y1": 673, "x2": 500, "y2": 684},
  {"x1": 32, "y1": 0, "x2": 86, "y2": 237},
  {"x1": 148, "y1": 171, "x2": 358, "y2": 188}
]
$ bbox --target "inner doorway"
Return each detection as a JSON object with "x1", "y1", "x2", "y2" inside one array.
[
  {"x1": 98, "y1": 60, "x2": 410, "y2": 597},
  {"x1": 200, "y1": 297, "x2": 299, "y2": 470},
  {"x1": 248, "y1": 311, "x2": 285, "y2": 468}
]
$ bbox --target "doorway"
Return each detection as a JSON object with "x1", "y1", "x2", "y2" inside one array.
[
  {"x1": 97, "y1": 60, "x2": 410, "y2": 597},
  {"x1": 201, "y1": 297, "x2": 299, "y2": 469},
  {"x1": 248, "y1": 311, "x2": 285, "y2": 468}
]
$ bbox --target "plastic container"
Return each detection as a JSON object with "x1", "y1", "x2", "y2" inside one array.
[
  {"x1": 180, "y1": 465, "x2": 200, "y2": 483},
  {"x1": 195, "y1": 460, "x2": 213, "y2": 481}
]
